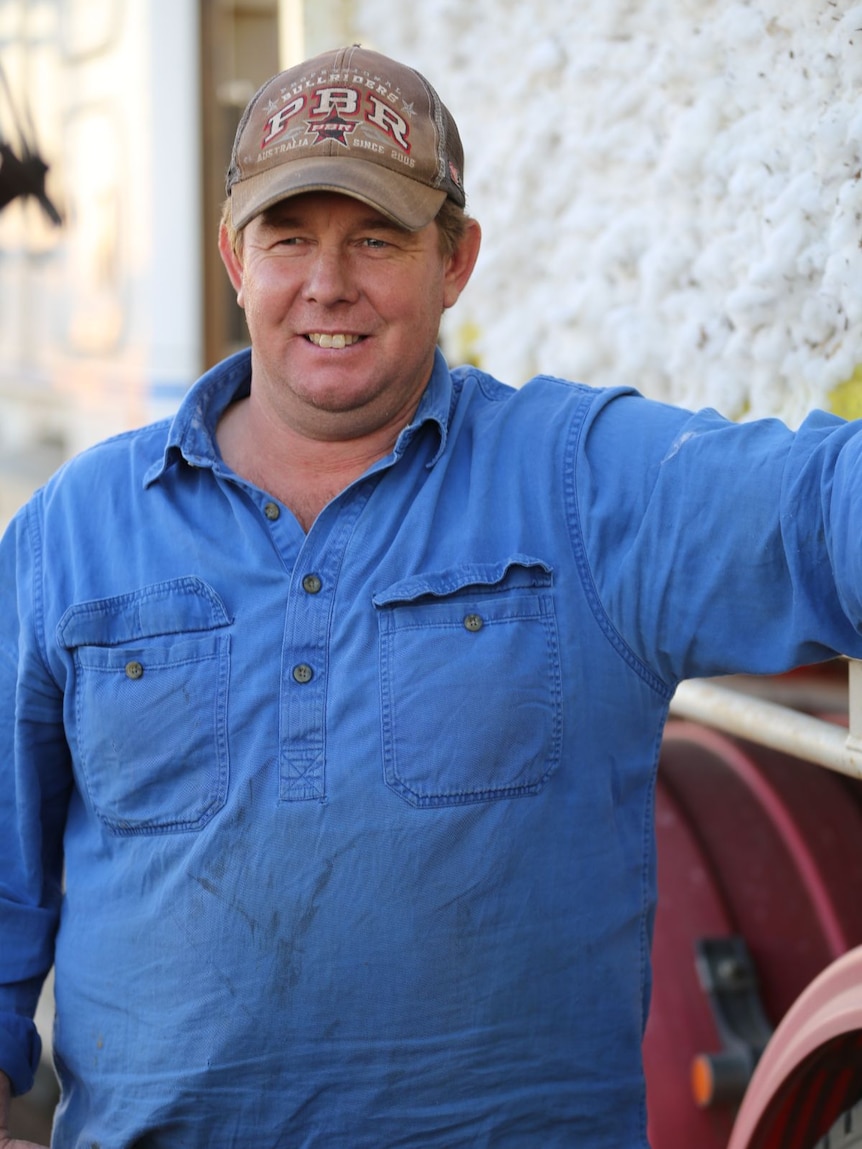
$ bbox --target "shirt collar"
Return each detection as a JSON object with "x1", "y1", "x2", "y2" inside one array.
[
  {"x1": 144, "y1": 350, "x2": 253, "y2": 486},
  {"x1": 144, "y1": 345, "x2": 454, "y2": 487},
  {"x1": 392, "y1": 346, "x2": 453, "y2": 467}
]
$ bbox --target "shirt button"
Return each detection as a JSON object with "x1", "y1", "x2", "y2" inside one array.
[
  {"x1": 302, "y1": 574, "x2": 323, "y2": 595},
  {"x1": 292, "y1": 663, "x2": 314, "y2": 684},
  {"x1": 125, "y1": 660, "x2": 144, "y2": 679},
  {"x1": 264, "y1": 501, "x2": 281, "y2": 521},
  {"x1": 464, "y1": 614, "x2": 484, "y2": 633}
]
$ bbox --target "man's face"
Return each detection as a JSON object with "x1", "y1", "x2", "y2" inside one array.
[{"x1": 220, "y1": 191, "x2": 478, "y2": 442}]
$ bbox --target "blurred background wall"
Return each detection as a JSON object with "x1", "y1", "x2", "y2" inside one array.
[{"x1": 344, "y1": 1, "x2": 862, "y2": 426}]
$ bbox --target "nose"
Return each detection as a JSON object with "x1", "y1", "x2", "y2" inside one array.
[{"x1": 302, "y1": 246, "x2": 358, "y2": 306}]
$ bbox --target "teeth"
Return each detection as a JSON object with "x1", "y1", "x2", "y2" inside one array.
[{"x1": 308, "y1": 333, "x2": 361, "y2": 349}]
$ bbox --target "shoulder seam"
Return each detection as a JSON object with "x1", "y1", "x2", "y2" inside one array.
[
  {"x1": 24, "y1": 496, "x2": 55, "y2": 680},
  {"x1": 563, "y1": 391, "x2": 673, "y2": 700}
]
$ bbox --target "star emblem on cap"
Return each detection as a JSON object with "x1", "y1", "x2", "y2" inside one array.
[{"x1": 306, "y1": 108, "x2": 356, "y2": 147}]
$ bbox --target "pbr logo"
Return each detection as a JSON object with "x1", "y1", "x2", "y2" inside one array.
[
  {"x1": 262, "y1": 86, "x2": 411, "y2": 154},
  {"x1": 307, "y1": 108, "x2": 356, "y2": 147}
]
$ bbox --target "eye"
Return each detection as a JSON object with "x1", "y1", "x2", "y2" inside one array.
[{"x1": 359, "y1": 236, "x2": 389, "y2": 249}]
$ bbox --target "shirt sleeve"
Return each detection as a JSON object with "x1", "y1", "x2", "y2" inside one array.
[
  {"x1": 573, "y1": 391, "x2": 862, "y2": 686},
  {"x1": 0, "y1": 501, "x2": 72, "y2": 1095}
]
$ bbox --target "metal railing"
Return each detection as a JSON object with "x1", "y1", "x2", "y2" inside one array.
[{"x1": 670, "y1": 660, "x2": 862, "y2": 780}]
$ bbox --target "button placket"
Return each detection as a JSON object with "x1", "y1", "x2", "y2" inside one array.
[{"x1": 279, "y1": 491, "x2": 371, "y2": 803}]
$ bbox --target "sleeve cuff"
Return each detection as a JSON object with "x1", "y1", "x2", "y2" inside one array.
[{"x1": 0, "y1": 1014, "x2": 42, "y2": 1096}]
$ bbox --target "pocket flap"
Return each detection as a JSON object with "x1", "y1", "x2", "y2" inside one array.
[
  {"x1": 372, "y1": 555, "x2": 553, "y2": 608},
  {"x1": 57, "y1": 577, "x2": 232, "y2": 649}
]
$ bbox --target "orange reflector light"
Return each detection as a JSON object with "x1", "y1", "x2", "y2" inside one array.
[{"x1": 691, "y1": 1054, "x2": 715, "y2": 1108}]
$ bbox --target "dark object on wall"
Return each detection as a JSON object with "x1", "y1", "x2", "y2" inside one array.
[
  {"x1": 0, "y1": 142, "x2": 61, "y2": 223},
  {"x1": 0, "y1": 58, "x2": 61, "y2": 224}
]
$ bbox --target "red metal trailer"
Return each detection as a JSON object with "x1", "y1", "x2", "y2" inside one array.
[{"x1": 645, "y1": 661, "x2": 862, "y2": 1149}]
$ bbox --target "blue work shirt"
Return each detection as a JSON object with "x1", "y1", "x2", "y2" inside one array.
[{"x1": 3, "y1": 348, "x2": 862, "y2": 1148}]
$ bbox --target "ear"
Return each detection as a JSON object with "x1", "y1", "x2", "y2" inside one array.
[
  {"x1": 442, "y1": 218, "x2": 482, "y2": 310},
  {"x1": 218, "y1": 222, "x2": 245, "y2": 305}
]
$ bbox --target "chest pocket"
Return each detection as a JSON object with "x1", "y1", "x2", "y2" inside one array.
[
  {"x1": 372, "y1": 556, "x2": 562, "y2": 807},
  {"x1": 57, "y1": 577, "x2": 232, "y2": 836}
]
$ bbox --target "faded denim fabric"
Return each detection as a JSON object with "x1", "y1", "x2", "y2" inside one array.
[{"x1": 2, "y1": 348, "x2": 862, "y2": 1148}]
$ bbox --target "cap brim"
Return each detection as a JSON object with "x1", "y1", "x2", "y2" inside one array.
[{"x1": 230, "y1": 156, "x2": 448, "y2": 232}]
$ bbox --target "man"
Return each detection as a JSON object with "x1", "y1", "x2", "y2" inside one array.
[{"x1": 2, "y1": 44, "x2": 862, "y2": 1149}]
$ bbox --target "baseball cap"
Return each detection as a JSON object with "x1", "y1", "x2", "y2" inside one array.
[{"x1": 226, "y1": 44, "x2": 466, "y2": 232}]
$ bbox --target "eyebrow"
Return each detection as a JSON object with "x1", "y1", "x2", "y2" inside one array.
[{"x1": 259, "y1": 206, "x2": 411, "y2": 236}]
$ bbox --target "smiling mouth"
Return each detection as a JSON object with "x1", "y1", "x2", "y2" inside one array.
[{"x1": 306, "y1": 333, "x2": 363, "y2": 349}]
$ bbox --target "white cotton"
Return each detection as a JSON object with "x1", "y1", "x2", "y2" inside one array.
[{"x1": 356, "y1": 0, "x2": 862, "y2": 425}]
